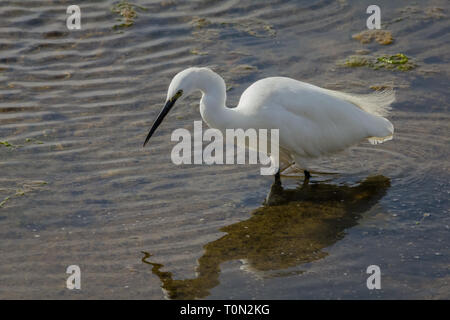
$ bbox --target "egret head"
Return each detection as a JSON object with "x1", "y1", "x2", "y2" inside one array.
[{"x1": 143, "y1": 67, "x2": 205, "y2": 147}]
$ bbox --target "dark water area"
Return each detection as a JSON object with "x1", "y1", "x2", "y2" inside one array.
[{"x1": 0, "y1": 0, "x2": 448, "y2": 299}]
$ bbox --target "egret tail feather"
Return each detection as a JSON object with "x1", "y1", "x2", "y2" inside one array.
[{"x1": 324, "y1": 88, "x2": 395, "y2": 117}]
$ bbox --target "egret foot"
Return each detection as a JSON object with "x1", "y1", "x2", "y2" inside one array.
[{"x1": 303, "y1": 170, "x2": 311, "y2": 185}]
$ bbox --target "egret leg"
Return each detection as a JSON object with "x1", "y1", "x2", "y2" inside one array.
[
  {"x1": 303, "y1": 170, "x2": 311, "y2": 185},
  {"x1": 274, "y1": 170, "x2": 281, "y2": 186}
]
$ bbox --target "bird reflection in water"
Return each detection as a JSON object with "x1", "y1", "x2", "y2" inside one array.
[{"x1": 142, "y1": 175, "x2": 390, "y2": 299}]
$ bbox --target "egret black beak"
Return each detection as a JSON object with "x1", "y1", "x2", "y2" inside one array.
[{"x1": 143, "y1": 90, "x2": 182, "y2": 147}]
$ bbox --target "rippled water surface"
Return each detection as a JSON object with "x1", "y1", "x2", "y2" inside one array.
[{"x1": 0, "y1": 0, "x2": 449, "y2": 299}]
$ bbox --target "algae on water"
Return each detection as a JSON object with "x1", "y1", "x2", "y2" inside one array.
[
  {"x1": 25, "y1": 138, "x2": 44, "y2": 144},
  {"x1": 1, "y1": 138, "x2": 45, "y2": 149},
  {"x1": 191, "y1": 17, "x2": 212, "y2": 29},
  {"x1": 344, "y1": 55, "x2": 372, "y2": 67},
  {"x1": 0, "y1": 141, "x2": 18, "y2": 149},
  {"x1": 352, "y1": 30, "x2": 394, "y2": 45},
  {"x1": 342, "y1": 53, "x2": 416, "y2": 71},
  {"x1": 190, "y1": 17, "x2": 276, "y2": 39},
  {"x1": 375, "y1": 53, "x2": 416, "y2": 71},
  {"x1": 0, "y1": 181, "x2": 48, "y2": 209},
  {"x1": 190, "y1": 48, "x2": 209, "y2": 56},
  {"x1": 111, "y1": 1, "x2": 147, "y2": 30},
  {"x1": 0, "y1": 196, "x2": 10, "y2": 208}
]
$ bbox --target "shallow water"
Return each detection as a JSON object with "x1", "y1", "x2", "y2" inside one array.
[{"x1": 0, "y1": 0, "x2": 448, "y2": 299}]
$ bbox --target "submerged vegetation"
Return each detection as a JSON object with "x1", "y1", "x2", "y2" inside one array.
[
  {"x1": 376, "y1": 53, "x2": 416, "y2": 71},
  {"x1": 0, "y1": 141, "x2": 16, "y2": 149},
  {"x1": 190, "y1": 48, "x2": 209, "y2": 56},
  {"x1": 1, "y1": 138, "x2": 45, "y2": 149},
  {"x1": 229, "y1": 19, "x2": 277, "y2": 38},
  {"x1": 191, "y1": 17, "x2": 211, "y2": 29},
  {"x1": 0, "y1": 196, "x2": 11, "y2": 208},
  {"x1": 342, "y1": 53, "x2": 416, "y2": 71},
  {"x1": 111, "y1": 0, "x2": 147, "y2": 29},
  {"x1": 0, "y1": 181, "x2": 47, "y2": 209},
  {"x1": 190, "y1": 16, "x2": 276, "y2": 39},
  {"x1": 25, "y1": 138, "x2": 44, "y2": 144},
  {"x1": 352, "y1": 30, "x2": 394, "y2": 45}
]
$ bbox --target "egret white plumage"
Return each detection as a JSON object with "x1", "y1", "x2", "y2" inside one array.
[{"x1": 144, "y1": 67, "x2": 395, "y2": 185}]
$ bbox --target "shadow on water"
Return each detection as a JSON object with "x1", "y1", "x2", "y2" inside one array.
[{"x1": 142, "y1": 175, "x2": 390, "y2": 299}]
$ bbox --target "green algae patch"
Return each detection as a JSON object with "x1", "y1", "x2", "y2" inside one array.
[
  {"x1": 0, "y1": 196, "x2": 11, "y2": 208},
  {"x1": 1, "y1": 138, "x2": 45, "y2": 149},
  {"x1": 376, "y1": 53, "x2": 416, "y2": 71},
  {"x1": 0, "y1": 141, "x2": 14, "y2": 148},
  {"x1": 341, "y1": 53, "x2": 416, "y2": 71},
  {"x1": 25, "y1": 138, "x2": 44, "y2": 144},
  {"x1": 111, "y1": 1, "x2": 147, "y2": 30},
  {"x1": 0, "y1": 141, "x2": 20, "y2": 149}
]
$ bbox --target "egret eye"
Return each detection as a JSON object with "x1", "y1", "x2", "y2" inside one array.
[
  {"x1": 175, "y1": 90, "x2": 183, "y2": 98},
  {"x1": 168, "y1": 90, "x2": 183, "y2": 103}
]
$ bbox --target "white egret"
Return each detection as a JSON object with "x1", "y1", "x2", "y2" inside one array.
[{"x1": 144, "y1": 67, "x2": 394, "y2": 185}]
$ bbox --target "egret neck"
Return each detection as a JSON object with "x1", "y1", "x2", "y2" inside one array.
[{"x1": 196, "y1": 68, "x2": 236, "y2": 132}]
